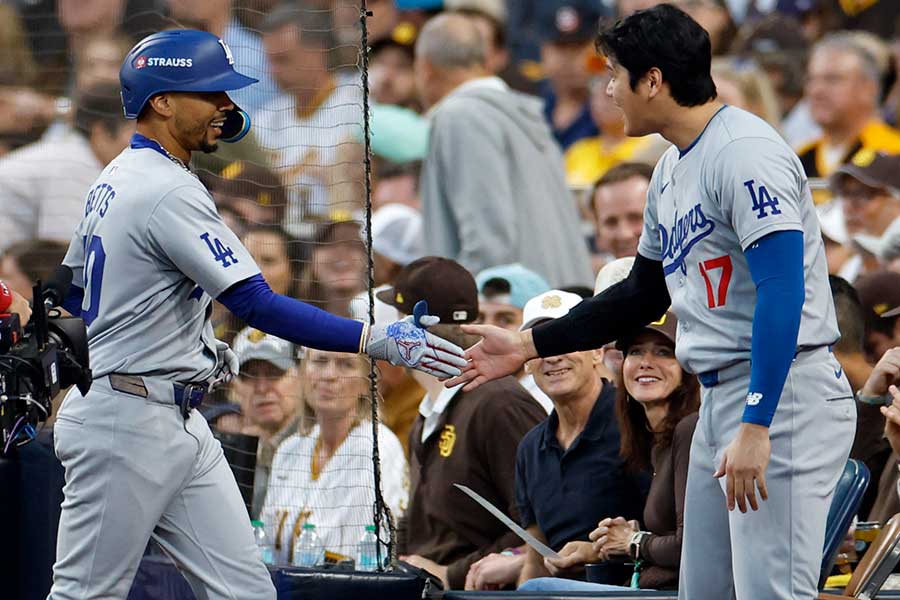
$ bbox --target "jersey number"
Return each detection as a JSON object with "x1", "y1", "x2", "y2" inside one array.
[
  {"x1": 699, "y1": 255, "x2": 732, "y2": 309},
  {"x1": 82, "y1": 235, "x2": 106, "y2": 326}
]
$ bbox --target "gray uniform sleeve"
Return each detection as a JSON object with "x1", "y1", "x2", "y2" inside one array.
[
  {"x1": 712, "y1": 138, "x2": 804, "y2": 250},
  {"x1": 62, "y1": 225, "x2": 86, "y2": 289},
  {"x1": 147, "y1": 184, "x2": 260, "y2": 298},
  {"x1": 637, "y1": 166, "x2": 663, "y2": 261}
]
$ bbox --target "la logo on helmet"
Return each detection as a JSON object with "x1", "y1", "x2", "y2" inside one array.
[{"x1": 218, "y1": 39, "x2": 235, "y2": 65}]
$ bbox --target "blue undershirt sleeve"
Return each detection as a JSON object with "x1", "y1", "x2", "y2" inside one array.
[
  {"x1": 217, "y1": 274, "x2": 365, "y2": 353},
  {"x1": 62, "y1": 285, "x2": 84, "y2": 317},
  {"x1": 742, "y1": 230, "x2": 805, "y2": 427}
]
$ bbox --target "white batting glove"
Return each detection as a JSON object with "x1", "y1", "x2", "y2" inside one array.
[{"x1": 366, "y1": 314, "x2": 467, "y2": 378}]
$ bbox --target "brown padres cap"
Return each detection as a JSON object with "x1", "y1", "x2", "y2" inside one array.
[
  {"x1": 855, "y1": 270, "x2": 900, "y2": 321},
  {"x1": 615, "y1": 311, "x2": 678, "y2": 351},
  {"x1": 831, "y1": 151, "x2": 900, "y2": 197},
  {"x1": 376, "y1": 256, "x2": 478, "y2": 323}
]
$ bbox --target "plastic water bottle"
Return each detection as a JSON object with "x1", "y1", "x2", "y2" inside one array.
[
  {"x1": 293, "y1": 523, "x2": 324, "y2": 567},
  {"x1": 251, "y1": 520, "x2": 274, "y2": 565},
  {"x1": 357, "y1": 525, "x2": 382, "y2": 571}
]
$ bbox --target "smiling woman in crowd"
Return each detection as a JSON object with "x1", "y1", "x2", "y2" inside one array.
[{"x1": 520, "y1": 311, "x2": 699, "y2": 592}]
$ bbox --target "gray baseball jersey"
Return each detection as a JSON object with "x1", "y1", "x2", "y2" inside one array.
[
  {"x1": 637, "y1": 105, "x2": 839, "y2": 375},
  {"x1": 62, "y1": 141, "x2": 260, "y2": 381}
]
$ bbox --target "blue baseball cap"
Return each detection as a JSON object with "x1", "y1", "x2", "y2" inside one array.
[{"x1": 476, "y1": 264, "x2": 551, "y2": 310}]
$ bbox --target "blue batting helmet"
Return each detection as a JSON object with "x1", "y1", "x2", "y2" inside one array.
[{"x1": 120, "y1": 29, "x2": 257, "y2": 142}]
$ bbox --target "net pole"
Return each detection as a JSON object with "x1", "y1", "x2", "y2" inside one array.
[{"x1": 359, "y1": 0, "x2": 394, "y2": 571}]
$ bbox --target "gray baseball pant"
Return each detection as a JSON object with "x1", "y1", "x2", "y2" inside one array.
[
  {"x1": 678, "y1": 346, "x2": 856, "y2": 600},
  {"x1": 49, "y1": 376, "x2": 276, "y2": 599}
]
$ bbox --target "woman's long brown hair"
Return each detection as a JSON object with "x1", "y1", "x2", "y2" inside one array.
[{"x1": 615, "y1": 350, "x2": 700, "y2": 472}]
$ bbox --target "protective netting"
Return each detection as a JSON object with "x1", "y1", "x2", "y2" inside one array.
[{"x1": 1, "y1": 0, "x2": 395, "y2": 568}]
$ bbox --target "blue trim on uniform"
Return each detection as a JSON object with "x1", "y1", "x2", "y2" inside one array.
[
  {"x1": 130, "y1": 133, "x2": 172, "y2": 160},
  {"x1": 218, "y1": 274, "x2": 364, "y2": 354},
  {"x1": 698, "y1": 370, "x2": 718, "y2": 387},
  {"x1": 742, "y1": 230, "x2": 805, "y2": 427},
  {"x1": 677, "y1": 104, "x2": 729, "y2": 158},
  {"x1": 62, "y1": 285, "x2": 84, "y2": 317}
]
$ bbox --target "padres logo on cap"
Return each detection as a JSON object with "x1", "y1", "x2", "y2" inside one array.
[
  {"x1": 542, "y1": 294, "x2": 562, "y2": 309},
  {"x1": 852, "y1": 148, "x2": 876, "y2": 167}
]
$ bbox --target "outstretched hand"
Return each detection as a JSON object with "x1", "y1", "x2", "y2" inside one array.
[
  {"x1": 443, "y1": 324, "x2": 537, "y2": 391},
  {"x1": 366, "y1": 304, "x2": 467, "y2": 378}
]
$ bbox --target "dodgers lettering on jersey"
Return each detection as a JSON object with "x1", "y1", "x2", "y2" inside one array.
[
  {"x1": 637, "y1": 106, "x2": 839, "y2": 374},
  {"x1": 62, "y1": 144, "x2": 260, "y2": 380}
]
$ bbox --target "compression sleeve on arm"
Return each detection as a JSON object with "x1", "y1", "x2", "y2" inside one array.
[
  {"x1": 531, "y1": 253, "x2": 670, "y2": 357},
  {"x1": 218, "y1": 274, "x2": 365, "y2": 353},
  {"x1": 62, "y1": 285, "x2": 84, "y2": 317},
  {"x1": 742, "y1": 230, "x2": 805, "y2": 427}
]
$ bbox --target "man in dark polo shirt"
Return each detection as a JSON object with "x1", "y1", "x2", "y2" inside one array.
[
  {"x1": 382, "y1": 257, "x2": 546, "y2": 590},
  {"x1": 489, "y1": 289, "x2": 644, "y2": 587}
]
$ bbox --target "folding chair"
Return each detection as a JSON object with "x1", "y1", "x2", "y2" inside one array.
[
  {"x1": 821, "y1": 459, "x2": 871, "y2": 589},
  {"x1": 819, "y1": 513, "x2": 900, "y2": 599}
]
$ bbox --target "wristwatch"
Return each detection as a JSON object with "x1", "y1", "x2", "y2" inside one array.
[
  {"x1": 856, "y1": 389, "x2": 892, "y2": 406},
  {"x1": 628, "y1": 531, "x2": 650, "y2": 561}
]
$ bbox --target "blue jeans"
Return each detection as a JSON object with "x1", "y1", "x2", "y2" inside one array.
[{"x1": 519, "y1": 578, "x2": 637, "y2": 592}]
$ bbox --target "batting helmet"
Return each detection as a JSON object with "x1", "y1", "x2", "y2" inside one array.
[{"x1": 120, "y1": 29, "x2": 257, "y2": 142}]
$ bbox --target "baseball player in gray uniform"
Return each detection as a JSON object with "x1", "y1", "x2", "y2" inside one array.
[
  {"x1": 448, "y1": 6, "x2": 855, "y2": 599},
  {"x1": 50, "y1": 30, "x2": 465, "y2": 600}
]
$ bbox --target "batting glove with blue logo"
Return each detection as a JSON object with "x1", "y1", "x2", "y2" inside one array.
[{"x1": 365, "y1": 301, "x2": 467, "y2": 378}]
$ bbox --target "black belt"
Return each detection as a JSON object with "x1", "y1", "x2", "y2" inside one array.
[
  {"x1": 108, "y1": 374, "x2": 208, "y2": 418},
  {"x1": 697, "y1": 344, "x2": 832, "y2": 388}
]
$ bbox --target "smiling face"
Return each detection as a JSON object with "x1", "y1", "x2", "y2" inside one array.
[
  {"x1": 592, "y1": 176, "x2": 648, "y2": 258},
  {"x1": 164, "y1": 91, "x2": 234, "y2": 154},
  {"x1": 622, "y1": 332, "x2": 682, "y2": 404},
  {"x1": 527, "y1": 348, "x2": 603, "y2": 403}
]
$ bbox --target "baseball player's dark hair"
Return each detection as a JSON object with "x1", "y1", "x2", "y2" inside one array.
[
  {"x1": 73, "y1": 83, "x2": 128, "y2": 139},
  {"x1": 615, "y1": 342, "x2": 701, "y2": 471},
  {"x1": 829, "y1": 275, "x2": 866, "y2": 354},
  {"x1": 596, "y1": 3, "x2": 717, "y2": 107}
]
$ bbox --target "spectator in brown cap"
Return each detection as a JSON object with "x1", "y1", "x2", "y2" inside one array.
[
  {"x1": 369, "y1": 27, "x2": 420, "y2": 111},
  {"x1": 855, "y1": 270, "x2": 900, "y2": 365},
  {"x1": 855, "y1": 286, "x2": 900, "y2": 524},
  {"x1": 381, "y1": 257, "x2": 546, "y2": 589},
  {"x1": 207, "y1": 160, "x2": 288, "y2": 233},
  {"x1": 831, "y1": 152, "x2": 900, "y2": 279}
]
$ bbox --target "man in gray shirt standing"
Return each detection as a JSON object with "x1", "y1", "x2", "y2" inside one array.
[{"x1": 413, "y1": 13, "x2": 594, "y2": 289}]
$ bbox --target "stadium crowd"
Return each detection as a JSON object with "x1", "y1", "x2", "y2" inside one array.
[{"x1": 3, "y1": 0, "x2": 900, "y2": 594}]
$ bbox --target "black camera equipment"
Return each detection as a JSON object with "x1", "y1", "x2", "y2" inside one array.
[{"x1": 1, "y1": 266, "x2": 91, "y2": 454}]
